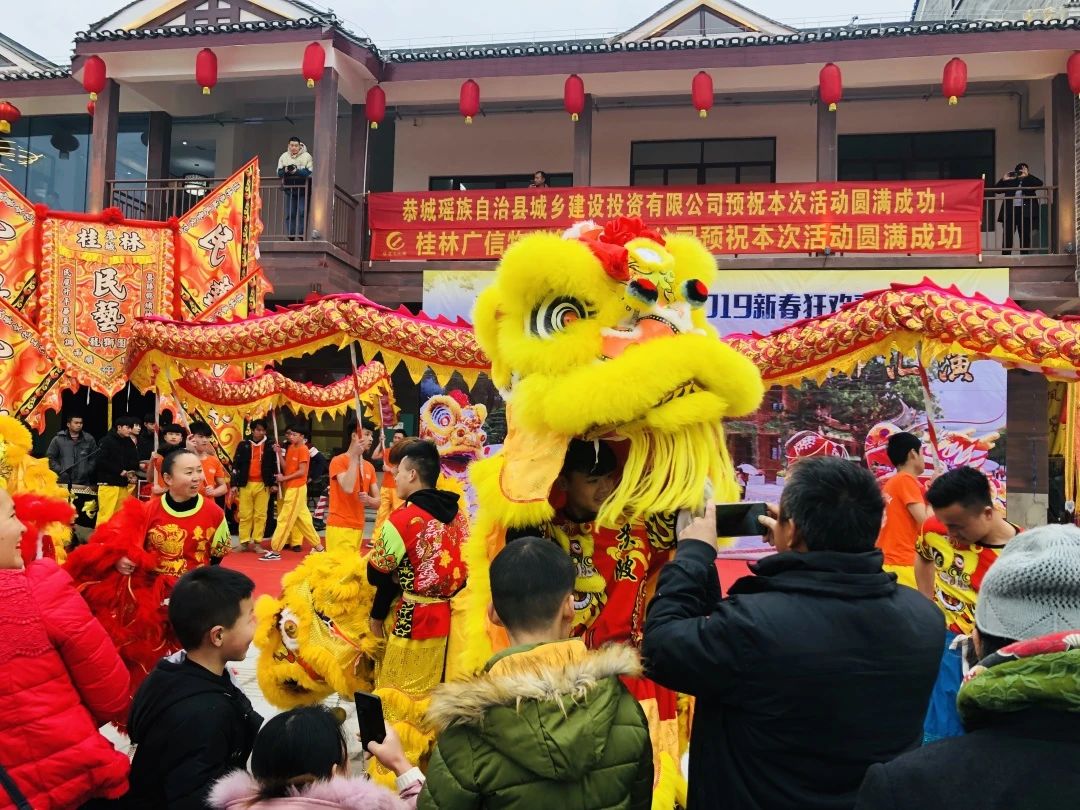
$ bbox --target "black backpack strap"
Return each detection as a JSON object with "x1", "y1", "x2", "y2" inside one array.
[{"x1": 0, "y1": 761, "x2": 33, "y2": 810}]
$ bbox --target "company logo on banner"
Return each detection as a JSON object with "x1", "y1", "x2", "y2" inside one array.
[
  {"x1": 39, "y1": 218, "x2": 175, "y2": 396},
  {"x1": 422, "y1": 267, "x2": 1009, "y2": 559},
  {"x1": 372, "y1": 180, "x2": 983, "y2": 260}
]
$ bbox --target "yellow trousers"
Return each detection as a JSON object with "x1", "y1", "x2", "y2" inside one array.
[
  {"x1": 270, "y1": 484, "x2": 321, "y2": 551},
  {"x1": 95, "y1": 485, "x2": 132, "y2": 527},
  {"x1": 325, "y1": 524, "x2": 363, "y2": 553},
  {"x1": 237, "y1": 482, "x2": 270, "y2": 544},
  {"x1": 884, "y1": 563, "x2": 918, "y2": 589}
]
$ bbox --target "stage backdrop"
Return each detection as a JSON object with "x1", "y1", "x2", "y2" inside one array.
[{"x1": 423, "y1": 267, "x2": 1009, "y2": 559}]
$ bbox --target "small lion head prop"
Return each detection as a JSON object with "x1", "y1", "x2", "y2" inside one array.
[
  {"x1": 255, "y1": 548, "x2": 380, "y2": 709},
  {"x1": 0, "y1": 415, "x2": 73, "y2": 564},
  {"x1": 419, "y1": 390, "x2": 488, "y2": 460},
  {"x1": 471, "y1": 216, "x2": 764, "y2": 528}
]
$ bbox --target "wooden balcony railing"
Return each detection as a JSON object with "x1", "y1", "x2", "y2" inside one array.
[
  {"x1": 981, "y1": 185, "x2": 1056, "y2": 255},
  {"x1": 107, "y1": 177, "x2": 358, "y2": 253}
]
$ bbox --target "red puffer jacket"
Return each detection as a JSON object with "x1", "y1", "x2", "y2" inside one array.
[{"x1": 0, "y1": 559, "x2": 131, "y2": 810}]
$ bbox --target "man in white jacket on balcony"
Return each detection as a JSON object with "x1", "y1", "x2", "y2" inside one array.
[{"x1": 277, "y1": 136, "x2": 313, "y2": 240}]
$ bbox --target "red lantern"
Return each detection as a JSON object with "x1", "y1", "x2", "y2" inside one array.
[
  {"x1": 460, "y1": 79, "x2": 480, "y2": 124},
  {"x1": 1068, "y1": 52, "x2": 1080, "y2": 97},
  {"x1": 691, "y1": 71, "x2": 713, "y2": 118},
  {"x1": 195, "y1": 48, "x2": 218, "y2": 96},
  {"x1": 83, "y1": 54, "x2": 107, "y2": 101},
  {"x1": 942, "y1": 58, "x2": 967, "y2": 106},
  {"x1": 302, "y1": 42, "x2": 325, "y2": 89},
  {"x1": 86, "y1": 100, "x2": 95, "y2": 117},
  {"x1": 366, "y1": 85, "x2": 386, "y2": 130},
  {"x1": 819, "y1": 63, "x2": 842, "y2": 112},
  {"x1": 564, "y1": 74, "x2": 585, "y2": 122},
  {"x1": 0, "y1": 101, "x2": 19, "y2": 135}
]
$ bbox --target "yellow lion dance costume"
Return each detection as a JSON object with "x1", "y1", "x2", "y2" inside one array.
[{"x1": 456, "y1": 216, "x2": 764, "y2": 808}]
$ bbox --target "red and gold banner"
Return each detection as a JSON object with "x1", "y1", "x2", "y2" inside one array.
[
  {"x1": 0, "y1": 179, "x2": 39, "y2": 321},
  {"x1": 176, "y1": 158, "x2": 262, "y2": 320},
  {"x1": 0, "y1": 300, "x2": 71, "y2": 430},
  {"x1": 39, "y1": 216, "x2": 175, "y2": 396},
  {"x1": 368, "y1": 181, "x2": 983, "y2": 260}
]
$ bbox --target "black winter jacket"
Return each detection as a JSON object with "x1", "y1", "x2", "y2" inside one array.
[
  {"x1": 642, "y1": 541, "x2": 944, "y2": 810},
  {"x1": 231, "y1": 438, "x2": 277, "y2": 488},
  {"x1": 126, "y1": 653, "x2": 263, "y2": 810},
  {"x1": 856, "y1": 709, "x2": 1080, "y2": 810},
  {"x1": 95, "y1": 432, "x2": 142, "y2": 487}
]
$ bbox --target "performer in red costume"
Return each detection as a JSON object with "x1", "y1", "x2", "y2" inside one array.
[
  {"x1": 508, "y1": 439, "x2": 681, "y2": 760},
  {"x1": 66, "y1": 448, "x2": 231, "y2": 696}
]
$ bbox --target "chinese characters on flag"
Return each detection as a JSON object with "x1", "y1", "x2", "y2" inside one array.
[
  {"x1": 0, "y1": 186, "x2": 38, "y2": 320},
  {"x1": 39, "y1": 218, "x2": 174, "y2": 396},
  {"x1": 368, "y1": 180, "x2": 984, "y2": 260}
]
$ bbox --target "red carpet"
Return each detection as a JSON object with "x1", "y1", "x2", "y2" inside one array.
[{"x1": 224, "y1": 545, "x2": 755, "y2": 602}]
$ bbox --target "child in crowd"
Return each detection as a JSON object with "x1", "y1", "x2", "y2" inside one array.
[
  {"x1": 150, "y1": 423, "x2": 188, "y2": 495},
  {"x1": 419, "y1": 536, "x2": 652, "y2": 809},
  {"x1": 95, "y1": 415, "x2": 141, "y2": 525},
  {"x1": 210, "y1": 705, "x2": 424, "y2": 809},
  {"x1": 876, "y1": 431, "x2": 927, "y2": 589},
  {"x1": 126, "y1": 566, "x2": 263, "y2": 810}
]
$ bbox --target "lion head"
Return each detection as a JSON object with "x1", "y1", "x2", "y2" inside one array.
[
  {"x1": 471, "y1": 217, "x2": 764, "y2": 527},
  {"x1": 419, "y1": 390, "x2": 488, "y2": 460}
]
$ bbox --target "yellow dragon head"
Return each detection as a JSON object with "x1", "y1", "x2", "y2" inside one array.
[
  {"x1": 471, "y1": 216, "x2": 764, "y2": 527},
  {"x1": 419, "y1": 390, "x2": 488, "y2": 460},
  {"x1": 255, "y1": 548, "x2": 381, "y2": 709}
]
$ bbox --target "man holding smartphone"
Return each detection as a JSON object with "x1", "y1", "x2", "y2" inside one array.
[
  {"x1": 277, "y1": 136, "x2": 312, "y2": 240},
  {"x1": 643, "y1": 456, "x2": 943, "y2": 810}
]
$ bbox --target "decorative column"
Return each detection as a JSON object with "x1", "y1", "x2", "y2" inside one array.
[
  {"x1": 573, "y1": 93, "x2": 593, "y2": 186},
  {"x1": 309, "y1": 66, "x2": 340, "y2": 242},
  {"x1": 816, "y1": 101, "x2": 838, "y2": 182},
  {"x1": 87, "y1": 78, "x2": 119, "y2": 212}
]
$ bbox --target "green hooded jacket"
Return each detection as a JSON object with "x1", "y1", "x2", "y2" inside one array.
[{"x1": 418, "y1": 639, "x2": 653, "y2": 810}]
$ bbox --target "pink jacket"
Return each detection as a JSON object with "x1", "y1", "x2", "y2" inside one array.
[
  {"x1": 0, "y1": 560, "x2": 130, "y2": 810},
  {"x1": 210, "y1": 770, "x2": 420, "y2": 810}
]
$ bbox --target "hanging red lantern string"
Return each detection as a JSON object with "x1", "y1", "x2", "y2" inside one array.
[
  {"x1": 1068, "y1": 52, "x2": 1080, "y2": 98},
  {"x1": 564, "y1": 74, "x2": 585, "y2": 121},
  {"x1": 819, "y1": 63, "x2": 842, "y2": 112},
  {"x1": 460, "y1": 79, "x2": 480, "y2": 124},
  {"x1": 195, "y1": 48, "x2": 218, "y2": 95},
  {"x1": 942, "y1": 58, "x2": 967, "y2": 106},
  {"x1": 366, "y1": 85, "x2": 386, "y2": 130},
  {"x1": 302, "y1": 42, "x2": 325, "y2": 89},
  {"x1": 691, "y1": 71, "x2": 714, "y2": 118},
  {"x1": 83, "y1": 55, "x2": 107, "y2": 101},
  {"x1": 0, "y1": 101, "x2": 20, "y2": 135}
]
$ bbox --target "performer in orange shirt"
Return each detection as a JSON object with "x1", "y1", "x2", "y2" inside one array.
[
  {"x1": 231, "y1": 419, "x2": 277, "y2": 553},
  {"x1": 148, "y1": 424, "x2": 187, "y2": 495},
  {"x1": 373, "y1": 428, "x2": 408, "y2": 539},
  {"x1": 876, "y1": 432, "x2": 928, "y2": 589},
  {"x1": 263, "y1": 424, "x2": 325, "y2": 560},
  {"x1": 325, "y1": 419, "x2": 380, "y2": 553}
]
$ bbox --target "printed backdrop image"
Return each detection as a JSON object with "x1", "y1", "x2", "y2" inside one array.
[{"x1": 423, "y1": 267, "x2": 1009, "y2": 559}]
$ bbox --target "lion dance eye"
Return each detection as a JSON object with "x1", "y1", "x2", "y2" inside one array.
[
  {"x1": 683, "y1": 279, "x2": 709, "y2": 309},
  {"x1": 529, "y1": 296, "x2": 591, "y2": 337}
]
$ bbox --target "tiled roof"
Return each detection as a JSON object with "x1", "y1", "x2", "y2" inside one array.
[
  {"x1": 73, "y1": 14, "x2": 360, "y2": 43},
  {"x1": 381, "y1": 16, "x2": 1080, "y2": 61},
  {"x1": 0, "y1": 68, "x2": 73, "y2": 82}
]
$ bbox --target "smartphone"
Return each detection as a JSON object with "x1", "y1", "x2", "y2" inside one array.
[
  {"x1": 715, "y1": 501, "x2": 769, "y2": 537},
  {"x1": 354, "y1": 691, "x2": 386, "y2": 747}
]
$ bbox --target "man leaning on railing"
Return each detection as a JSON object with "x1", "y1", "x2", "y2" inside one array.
[
  {"x1": 278, "y1": 136, "x2": 313, "y2": 241},
  {"x1": 993, "y1": 162, "x2": 1043, "y2": 254}
]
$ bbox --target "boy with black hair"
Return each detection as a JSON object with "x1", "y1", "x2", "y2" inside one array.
[
  {"x1": 150, "y1": 423, "x2": 188, "y2": 495},
  {"x1": 138, "y1": 413, "x2": 158, "y2": 461},
  {"x1": 264, "y1": 423, "x2": 324, "y2": 559},
  {"x1": 231, "y1": 419, "x2": 276, "y2": 553},
  {"x1": 95, "y1": 415, "x2": 142, "y2": 526},
  {"x1": 188, "y1": 421, "x2": 229, "y2": 503},
  {"x1": 917, "y1": 465, "x2": 1020, "y2": 742},
  {"x1": 325, "y1": 417, "x2": 380, "y2": 552},
  {"x1": 420, "y1": 537, "x2": 652, "y2": 809},
  {"x1": 876, "y1": 431, "x2": 927, "y2": 589},
  {"x1": 367, "y1": 438, "x2": 467, "y2": 776},
  {"x1": 127, "y1": 566, "x2": 263, "y2": 810}
]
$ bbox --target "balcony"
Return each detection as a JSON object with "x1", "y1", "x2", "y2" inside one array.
[{"x1": 108, "y1": 176, "x2": 362, "y2": 299}]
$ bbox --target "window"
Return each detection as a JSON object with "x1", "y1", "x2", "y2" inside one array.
[
  {"x1": 429, "y1": 173, "x2": 573, "y2": 191},
  {"x1": 656, "y1": 8, "x2": 746, "y2": 36},
  {"x1": 838, "y1": 130, "x2": 994, "y2": 182},
  {"x1": 0, "y1": 113, "x2": 149, "y2": 212},
  {"x1": 630, "y1": 138, "x2": 775, "y2": 186}
]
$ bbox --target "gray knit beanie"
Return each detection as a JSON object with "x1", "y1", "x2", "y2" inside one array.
[{"x1": 975, "y1": 524, "x2": 1080, "y2": 641}]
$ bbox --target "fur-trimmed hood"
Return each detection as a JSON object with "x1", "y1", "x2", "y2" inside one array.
[
  {"x1": 209, "y1": 770, "x2": 408, "y2": 810},
  {"x1": 426, "y1": 640, "x2": 642, "y2": 781}
]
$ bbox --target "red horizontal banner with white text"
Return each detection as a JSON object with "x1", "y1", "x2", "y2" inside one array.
[{"x1": 368, "y1": 180, "x2": 983, "y2": 260}]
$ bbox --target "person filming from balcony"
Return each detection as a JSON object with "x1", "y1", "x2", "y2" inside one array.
[
  {"x1": 995, "y1": 162, "x2": 1043, "y2": 254},
  {"x1": 529, "y1": 170, "x2": 549, "y2": 188},
  {"x1": 277, "y1": 136, "x2": 313, "y2": 240}
]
